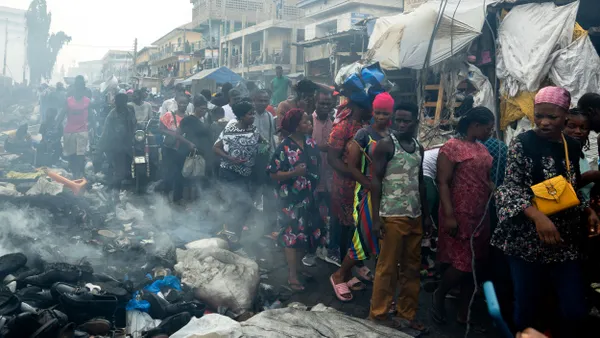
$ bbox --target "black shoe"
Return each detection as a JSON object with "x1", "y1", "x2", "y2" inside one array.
[
  {"x1": 0, "y1": 253, "x2": 27, "y2": 281},
  {"x1": 58, "y1": 292, "x2": 117, "y2": 325},
  {"x1": 166, "y1": 300, "x2": 206, "y2": 318},
  {"x1": 50, "y1": 282, "x2": 80, "y2": 301},
  {"x1": 77, "y1": 318, "x2": 111, "y2": 335},
  {"x1": 4, "y1": 309, "x2": 69, "y2": 338},
  {"x1": 144, "y1": 312, "x2": 192, "y2": 337},
  {"x1": 141, "y1": 291, "x2": 170, "y2": 319},
  {"x1": 24, "y1": 270, "x2": 81, "y2": 288},
  {"x1": 94, "y1": 281, "x2": 129, "y2": 302},
  {"x1": 17, "y1": 286, "x2": 55, "y2": 309},
  {"x1": 0, "y1": 291, "x2": 21, "y2": 316}
]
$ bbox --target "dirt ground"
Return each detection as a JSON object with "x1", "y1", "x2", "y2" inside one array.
[{"x1": 242, "y1": 233, "x2": 501, "y2": 338}]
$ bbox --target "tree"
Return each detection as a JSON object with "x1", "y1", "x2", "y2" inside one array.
[{"x1": 26, "y1": 0, "x2": 71, "y2": 85}]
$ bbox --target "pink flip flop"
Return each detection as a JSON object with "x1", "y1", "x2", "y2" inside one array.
[
  {"x1": 346, "y1": 277, "x2": 366, "y2": 291},
  {"x1": 330, "y1": 275, "x2": 353, "y2": 302}
]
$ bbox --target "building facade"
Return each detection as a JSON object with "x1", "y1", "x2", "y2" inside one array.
[
  {"x1": 135, "y1": 46, "x2": 158, "y2": 77},
  {"x1": 68, "y1": 60, "x2": 103, "y2": 84},
  {"x1": 219, "y1": 19, "x2": 304, "y2": 81},
  {"x1": 0, "y1": 6, "x2": 27, "y2": 83},
  {"x1": 191, "y1": 0, "x2": 302, "y2": 71},
  {"x1": 149, "y1": 23, "x2": 203, "y2": 79},
  {"x1": 101, "y1": 50, "x2": 133, "y2": 82},
  {"x1": 296, "y1": 0, "x2": 404, "y2": 83}
]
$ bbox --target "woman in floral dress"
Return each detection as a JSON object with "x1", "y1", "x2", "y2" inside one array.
[
  {"x1": 268, "y1": 108, "x2": 322, "y2": 291},
  {"x1": 492, "y1": 87, "x2": 599, "y2": 337}
]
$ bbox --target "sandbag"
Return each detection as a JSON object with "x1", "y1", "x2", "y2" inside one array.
[
  {"x1": 185, "y1": 238, "x2": 229, "y2": 251},
  {"x1": 174, "y1": 247, "x2": 259, "y2": 312}
]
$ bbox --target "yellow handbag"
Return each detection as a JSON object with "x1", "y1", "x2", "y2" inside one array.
[{"x1": 531, "y1": 134, "x2": 580, "y2": 215}]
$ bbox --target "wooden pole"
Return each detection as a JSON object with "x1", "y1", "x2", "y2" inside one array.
[{"x1": 434, "y1": 75, "x2": 445, "y2": 124}]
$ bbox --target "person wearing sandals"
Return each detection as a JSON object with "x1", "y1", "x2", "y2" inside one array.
[
  {"x1": 431, "y1": 107, "x2": 495, "y2": 332},
  {"x1": 368, "y1": 102, "x2": 429, "y2": 332},
  {"x1": 343, "y1": 93, "x2": 395, "y2": 289},
  {"x1": 328, "y1": 98, "x2": 374, "y2": 301},
  {"x1": 492, "y1": 87, "x2": 599, "y2": 337},
  {"x1": 267, "y1": 109, "x2": 323, "y2": 291}
]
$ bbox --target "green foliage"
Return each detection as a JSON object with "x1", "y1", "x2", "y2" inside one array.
[{"x1": 26, "y1": 0, "x2": 71, "y2": 84}]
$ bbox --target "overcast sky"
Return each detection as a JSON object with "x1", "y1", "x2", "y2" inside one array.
[{"x1": 3, "y1": 0, "x2": 191, "y2": 70}]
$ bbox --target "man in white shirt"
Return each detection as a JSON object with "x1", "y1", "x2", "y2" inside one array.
[
  {"x1": 422, "y1": 146, "x2": 441, "y2": 224},
  {"x1": 128, "y1": 89, "x2": 153, "y2": 126},
  {"x1": 159, "y1": 85, "x2": 193, "y2": 116},
  {"x1": 222, "y1": 89, "x2": 242, "y2": 121}
]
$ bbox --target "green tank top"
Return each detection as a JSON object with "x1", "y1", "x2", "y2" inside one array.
[{"x1": 380, "y1": 133, "x2": 422, "y2": 218}]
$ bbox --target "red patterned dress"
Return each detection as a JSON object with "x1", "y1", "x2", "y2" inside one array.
[
  {"x1": 328, "y1": 115, "x2": 364, "y2": 226},
  {"x1": 437, "y1": 138, "x2": 493, "y2": 272}
]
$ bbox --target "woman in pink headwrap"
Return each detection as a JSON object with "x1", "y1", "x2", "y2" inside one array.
[{"x1": 491, "y1": 86, "x2": 599, "y2": 337}]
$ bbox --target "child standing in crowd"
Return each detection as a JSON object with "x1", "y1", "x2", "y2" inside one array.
[
  {"x1": 432, "y1": 107, "x2": 495, "y2": 331},
  {"x1": 369, "y1": 102, "x2": 429, "y2": 332},
  {"x1": 492, "y1": 87, "x2": 599, "y2": 338},
  {"x1": 267, "y1": 109, "x2": 322, "y2": 291},
  {"x1": 563, "y1": 107, "x2": 595, "y2": 200}
]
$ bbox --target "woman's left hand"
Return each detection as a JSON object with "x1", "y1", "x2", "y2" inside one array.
[{"x1": 587, "y1": 208, "x2": 600, "y2": 237}]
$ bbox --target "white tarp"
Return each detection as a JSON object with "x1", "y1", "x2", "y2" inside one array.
[
  {"x1": 171, "y1": 306, "x2": 412, "y2": 338},
  {"x1": 366, "y1": 0, "x2": 497, "y2": 70},
  {"x1": 496, "y1": 2, "x2": 578, "y2": 97},
  {"x1": 549, "y1": 31, "x2": 600, "y2": 106},
  {"x1": 467, "y1": 64, "x2": 496, "y2": 116}
]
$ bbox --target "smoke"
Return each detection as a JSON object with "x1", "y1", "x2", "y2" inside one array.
[
  {"x1": 0, "y1": 176, "x2": 272, "y2": 277},
  {"x1": 0, "y1": 203, "x2": 103, "y2": 264}
]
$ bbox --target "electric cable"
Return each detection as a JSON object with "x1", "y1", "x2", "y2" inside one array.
[{"x1": 464, "y1": 3, "x2": 500, "y2": 337}]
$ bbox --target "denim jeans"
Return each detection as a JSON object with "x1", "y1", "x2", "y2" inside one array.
[{"x1": 507, "y1": 256, "x2": 587, "y2": 337}]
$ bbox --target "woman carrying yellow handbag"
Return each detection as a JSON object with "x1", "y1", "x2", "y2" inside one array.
[{"x1": 491, "y1": 86, "x2": 599, "y2": 337}]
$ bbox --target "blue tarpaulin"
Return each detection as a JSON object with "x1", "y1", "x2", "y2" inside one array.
[{"x1": 181, "y1": 67, "x2": 242, "y2": 86}]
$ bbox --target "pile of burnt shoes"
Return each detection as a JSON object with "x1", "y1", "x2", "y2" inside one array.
[{"x1": 0, "y1": 253, "x2": 205, "y2": 338}]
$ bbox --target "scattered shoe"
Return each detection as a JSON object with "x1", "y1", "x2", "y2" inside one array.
[
  {"x1": 77, "y1": 318, "x2": 110, "y2": 336},
  {"x1": 0, "y1": 291, "x2": 20, "y2": 316},
  {"x1": 0, "y1": 253, "x2": 27, "y2": 281},
  {"x1": 24, "y1": 269, "x2": 81, "y2": 288},
  {"x1": 302, "y1": 254, "x2": 317, "y2": 267},
  {"x1": 324, "y1": 250, "x2": 342, "y2": 267},
  {"x1": 144, "y1": 312, "x2": 192, "y2": 337},
  {"x1": 316, "y1": 246, "x2": 327, "y2": 261}
]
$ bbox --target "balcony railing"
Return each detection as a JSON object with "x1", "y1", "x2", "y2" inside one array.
[{"x1": 223, "y1": 49, "x2": 294, "y2": 69}]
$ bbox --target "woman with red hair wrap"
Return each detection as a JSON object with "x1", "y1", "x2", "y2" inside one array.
[
  {"x1": 267, "y1": 108, "x2": 323, "y2": 291},
  {"x1": 327, "y1": 93, "x2": 387, "y2": 302}
]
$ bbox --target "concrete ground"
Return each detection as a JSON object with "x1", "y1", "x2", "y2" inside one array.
[{"x1": 243, "y1": 236, "x2": 502, "y2": 338}]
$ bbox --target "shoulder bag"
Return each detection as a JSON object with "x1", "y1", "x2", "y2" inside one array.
[{"x1": 530, "y1": 134, "x2": 580, "y2": 215}]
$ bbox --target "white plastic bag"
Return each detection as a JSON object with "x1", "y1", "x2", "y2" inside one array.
[
  {"x1": 174, "y1": 247, "x2": 260, "y2": 312},
  {"x1": 185, "y1": 238, "x2": 229, "y2": 251},
  {"x1": 126, "y1": 310, "x2": 161, "y2": 338},
  {"x1": 182, "y1": 151, "x2": 205, "y2": 178}
]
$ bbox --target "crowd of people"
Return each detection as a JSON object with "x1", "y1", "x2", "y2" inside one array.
[{"x1": 14, "y1": 69, "x2": 600, "y2": 337}]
